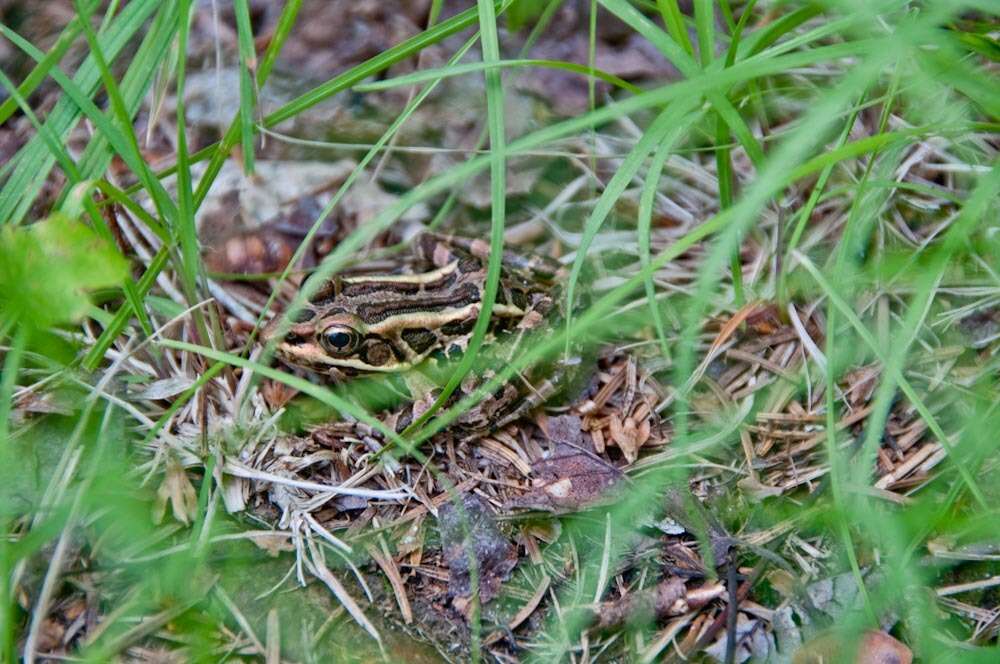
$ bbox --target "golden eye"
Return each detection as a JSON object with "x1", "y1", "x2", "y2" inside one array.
[{"x1": 319, "y1": 324, "x2": 360, "y2": 356}]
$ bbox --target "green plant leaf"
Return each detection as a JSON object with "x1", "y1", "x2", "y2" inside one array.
[{"x1": 0, "y1": 214, "x2": 128, "y2": 329}]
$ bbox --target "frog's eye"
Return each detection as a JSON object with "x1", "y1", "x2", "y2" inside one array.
[{"x1": 319, "y1": 324, "x2": 361, "y2": 356}]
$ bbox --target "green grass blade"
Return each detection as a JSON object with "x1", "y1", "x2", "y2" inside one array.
[
  {"x1": 822, "y1": 350, "x2": 877, "y2": 622},
  {"x1": 797, "y1": 246, "x2": 990, "y2": 509},
  {"x1": 193, "y1": 3, "x2": 490, "y2": 211},
  {"x1": 778, "y1": 101, "x2": 860, "y2": 306},
  {"x1": 563, "y1": 106, "x2": 682, "y2": 352},
  {"x1": 171, "y1": 0, "x2": 211, "y2": 344},
  {"x1": 83, "y1": 247, "x2": 170, "y2": 371},
  {"x1": 413, "y1": 0, "x2": 508, "y2": 445},
  {"x1": 82, "y1": 0, "x2": 303, "y2": 368},
  {"x1": 656, "y1": 0, "x2": 694, "y2": 56},
  {"x1": 0, "y1": 0, "x2": 161, "y2": 226},
  {"x1": 739, "y1": 4, "x2": 822, "y2": 58},
  {"x1": 256, "y1": 0, "x2": 301, "y2": 85},
  {"x1": 716, "y1": 109, "x2": 743, "y2": 304},
  {"x1": 723, "y1": 0, "x2": 757, "y2": 67},
  {"x1": 119, "y1": 278, "x2": 154, "y2": 338},
  {"x1": 0, "y1": 325, "x2": 27, "y2": 663},
  {"x1": 693, "y1": 0, "x2": 715, "y2": 68},
  {"x1": 355, "y1": 58, "x2": 642, "y2": 94},
  {"x1": 232, "y1": 0, "x2": 257, "y2": 174},
  {"x1": 71, "y1": 1, "x2": 180, "y2": 221},
  {"x1": 600, "y1": 0, "x2": 765, "y2": 167},
  {"x1": 638, "y1": 100, "x2": 703, "y2": 364},
  {"x1": 0, "y1": 69, "x2": 83, "y2": 186},
  {"x1": 717, "y1": 0, "x2": 759, "y2": 303},
  {"x1": 0, "y1": 4, "x2": 90, "y2": 126},
  {"x1": 1, "y1": 2, "x2": 181, "y2": 229},
  {"x1": 94, "y1": 181, "x2": 169, "y2": 242}
]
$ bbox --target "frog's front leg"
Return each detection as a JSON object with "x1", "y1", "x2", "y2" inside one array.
[
  {"x1": 491, "y1": 355, "x2": 585, "y2": 431},
  {"x1": 444, "y1": 354, "x2": 583, "y2": 439}
]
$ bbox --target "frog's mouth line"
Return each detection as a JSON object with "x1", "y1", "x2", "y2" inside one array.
[{"x1": 274, "y1": 342, "x2": 418, "y2": 375}]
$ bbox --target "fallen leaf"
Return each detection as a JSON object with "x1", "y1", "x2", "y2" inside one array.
[
  {"x1": 793, "y1": 629, "x2": 912, "y2": 664},
  {"x1": 438, "y1": 494, "x2": 517, "y2": 607},
  {"x1": 507, "y1": 439, "x2": 624, "y2": 513},
  {"x1": 248, "y1": 532, "x2": 295, "y2": 557},
  {"x1": 153, "y1": 459, "x2": 199, "y2": 526},
  {"x1": 745, "y1": 303, "x2": 784, "y2": 335},
  {"x1": 608, "y1": 412, "x2": 651, "y2": 463}
]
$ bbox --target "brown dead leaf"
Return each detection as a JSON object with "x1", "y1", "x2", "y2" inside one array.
[
  {"x1": 248, "y1": 532, "x2": 295, "y2": 557},
  {"x1": 153, "y1": 458, "x2": 198, "y2": 526},
  {"x1": 745, "y1": 302, "x2": 784, "y2": 335},
  {"x1": 857, "y1": 631, "x2": 914, "y2": 664},
  {"x1": 793, "y1": 629, "x2": 912, "y2": 664},
  {"x1": 608, "y1": 411, "x2": 652, "y2": 463},
  {"x1": 439, "y1": 494, "x2": 517, "y2": 608},
  {"x1": 397, "y1": 515, "x2": 425, "y2": 567},
  {"x1": 260, "y1": 379, "x2": 298, "y2": 410},
  {"x1": 507, "y1": 437, "x2": 624, "y2": 513}
]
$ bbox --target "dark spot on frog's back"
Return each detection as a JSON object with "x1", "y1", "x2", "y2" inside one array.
[
  {"x1": 458, "y1": 256, "x2": 481, "y2": 273},
  {"x1": 511, "y1": 288, "x2": 529, "y2": 310},
  {"x1": 362, "y1": 341, "x2": 395, "y2": 367},
  {"x1": 441, "y1": 318, "x2": 476, "y2": 336},
  {"x1": 401, "y1": 328, "x2": 437, "y2": 354}
]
